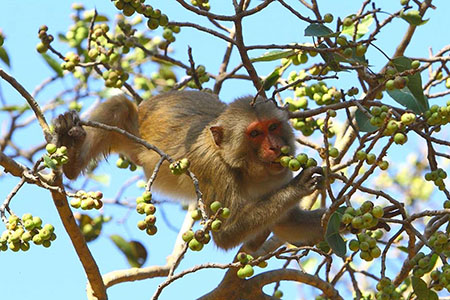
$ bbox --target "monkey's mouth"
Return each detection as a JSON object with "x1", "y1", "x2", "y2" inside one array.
[
  {"x1": 272, "y1": 156, "x2": 284, "y2": 165},
  {"x1": 269, "y1": 160, "x2": 284, "y2": 171}
]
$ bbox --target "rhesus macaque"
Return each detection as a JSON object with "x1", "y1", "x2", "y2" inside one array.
[{"x1": 54, "y1": 91, "x2": 325, "y2": 250}]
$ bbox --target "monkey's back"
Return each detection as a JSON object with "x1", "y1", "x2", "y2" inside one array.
[
  {"x1": 137, "y1": 90, "x2": 227, "y2": 201},
  {"x1": 138, "y1": 90, "x2": 226, "y2": 147}
]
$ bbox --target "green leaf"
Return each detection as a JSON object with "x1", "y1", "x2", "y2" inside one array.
[
  {"x1": 41, "y1": 53, "x2": 64, "y2": 77},
  {"x1": 397, "y1": 246, "x2": 409, "y2": 253},
  {"x1": 262, "y1": 68, "x2": 280, "y2": 90},
  {"x1": 355, "y1": 108, "x2": 378, "y2": 132},
  {"x1": 391, "y1": 56, "x2": 411, "y2": 70},
  {"x1": 251, "y1": 50, "x2": 296, "y2": 62},
  {"x1": 387, "y1": 88, "x2": 427, "y2": 114},
  {"x1": 300, "y1": 257, "x2": 318, "y2": 273},
  {"x1": 325, "y1": 210, "x2": 347, "y2": 258},
  {"x1": 304, "y1": 24, "x2": 338, "y2": 37},
  {"x1": 412, "y1": 277, "x2": 438, "y2": 300},
  {"x1": 342, "y1": 14, "x2": 373, "y2": 39},
  {"x1": 98, "y1": 88, "x2": 121, "y2": 99},
  {"x1": 58, "y1": 33, "x2": 69, "y2": 42},
  {"x1": 424, "y1": 253, "x2": 439, "y2": 273},
  {"x1": 110, "y1": 235, "x2": 147, "y2": 268},
  {"x1": 0, "y1": 47, "x2": 10, "y2": 67},
  {"x1": 83, "y1": 10, "x2": 109, "y2": 22},
  {"x1": 401, "y1": 10, "x2": 429, "y2": 26},
  {"x1": 391, "y1": 57, "x2": 428, "y2": 112},
  {"x1": 43, "y1": 155, "x2": 57, "y2": 170},
  {"x1": 88, "y1": 174, "x2": 111, "y2": 185},
  {"x1": 0, "y1": 105, "x2": 29, "y2": 112},
  {"x1": 110, "y1": 235, "x2": 132, "y2": 260},
  {"x1": 78, "y1": 214, "x2": 102, "y2": 242}
]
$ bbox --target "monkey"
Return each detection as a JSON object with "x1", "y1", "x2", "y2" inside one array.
[{"x1": 54, "y1": 90, "x2": 325, "y2": 251}]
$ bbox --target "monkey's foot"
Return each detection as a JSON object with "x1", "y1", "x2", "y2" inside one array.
[{"x1": 53, "y1": 110, "x2": 86, "y2": 147}]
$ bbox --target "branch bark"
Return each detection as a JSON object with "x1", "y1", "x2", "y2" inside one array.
[{"x1": 49, "y1": 174, "x2": 107, "y2": 300}]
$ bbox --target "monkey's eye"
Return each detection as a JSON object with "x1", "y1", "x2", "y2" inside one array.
[
  {"x1": 268, "y1": 123, "x2": 279, "y2": 131},
  {"x1": 249, "y1": 130, "x2": 262, "y2": 138}
]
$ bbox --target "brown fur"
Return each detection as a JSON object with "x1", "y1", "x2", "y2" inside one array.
[{"x1": 55, "y1": 91, "x2": 324, "y2": 250}]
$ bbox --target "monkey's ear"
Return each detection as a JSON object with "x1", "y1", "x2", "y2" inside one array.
[{"x1": 209, "y1": 126, "x2": 223, "y2": 147}]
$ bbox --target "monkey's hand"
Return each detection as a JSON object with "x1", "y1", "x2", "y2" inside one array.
[
  {"x1": 53, "y1": 111, "x2": 87, "y2": 179},
  {"x1": 292, "y1": 166, "x2": 324, "y2": 196},
  {"x1": 53, "y1": 110, "x2": 86, "y2": 148}
]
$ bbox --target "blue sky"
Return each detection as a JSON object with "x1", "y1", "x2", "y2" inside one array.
[{"x1": 1, "y1": 1, "x2": 450, "y2": 299}]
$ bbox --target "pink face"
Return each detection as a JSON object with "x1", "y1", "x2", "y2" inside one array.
[{"x1": 245, "y1": 118, "x2": 287, "y2": 173}]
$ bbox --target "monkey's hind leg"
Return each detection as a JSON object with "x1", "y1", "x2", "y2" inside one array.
[
  {"x1": 272, "y1": 207, "x2": 325, "y2": 247},
  {"x1": 54, "y1": 95, "x2": 141, "y2": 179}
]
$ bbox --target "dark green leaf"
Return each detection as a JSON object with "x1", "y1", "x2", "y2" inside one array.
[
  {"x1": 127, "y1": 241, "x2": 148, "y2": 268},
  {"x1": 58, "y1": 33, "x2": 69, "y2": 42},
  {"x1": 391, "y1": 56, "x2": 411, "y2": 70},
  {"x1": 355, "y1": 108, "x2": 378, "y2": 132},
  {"x1": 412, "y1": 276, "x2": 428, "y2": 299},
  {"x1": 43, "y1": 155, "x2": 57, "y2": 170},
  {"x1": 342, "y1": 14, "x2": 373, "y2": 39},
  {"x1": 337, "y1": 206, "x2": 347, "y2": 215},
  {"x1": 251, "y1": 50, "x2": 296, "y2": 62},
  {"x1": 262, "y1": 68, "x2": 280, "y2": 90},
  {"x1": 304, "y1": 24, "x2": 338, "y2": 37},
  {"x1": 397, "y1": 246, "x2": 409, "y2": 253},
  {"x1": 41, "y1": 53, "x2": 64, "y2": 77},
  {"x1": 110, "y1": 235, "x2": 147, "y2": 268},
  {"x1": 391, "y1": 57, "x2": 428, "y2": 112},
  {"x1": 387, "y1": 88, "x2": 427, "y2": 114},
  {"x1": 429, "y1": 291, "x2": 438, "y2": 300},
  {"x1": 412, "y1": 277, "x2": 438, "y2": 300},
  {"x1": 0, "y1": 47, "x2": 10, "y2": 67},
  {"x1": 401, "y1": 10, "x2": 429, "y2": 26},
  {"x1": 325, "y1": 210, "x2": 346, "y2": 258}
]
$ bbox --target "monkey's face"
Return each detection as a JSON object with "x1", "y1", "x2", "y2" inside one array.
[{"x1": 245, "y1": 118, "x2": 291, "y2": 176}]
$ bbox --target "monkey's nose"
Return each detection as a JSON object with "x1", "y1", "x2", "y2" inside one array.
[{"x1": 268, "y1": 147, "x2": 281, "y2": 159}]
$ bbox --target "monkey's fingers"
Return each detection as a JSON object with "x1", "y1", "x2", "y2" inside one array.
[
  {"x1": 54, "y1": 111, "x2": 76, "y2": 132},
  {"x1": 53, "y1": 111, "x2": 86, "y2": 146},
  {"x1": 297, "y1": 166, "x2": 324, "y2": 193},
  {"x1": 298, "y1": 166, "x2": 324, "y2": 179}
]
